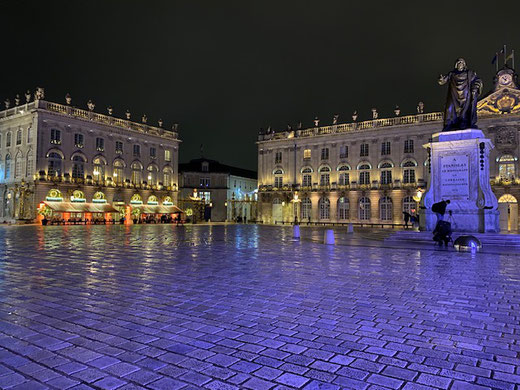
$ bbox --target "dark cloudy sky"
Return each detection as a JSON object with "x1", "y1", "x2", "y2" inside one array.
[{"x1": 2, "y1": 1, "x2": 519, "y2": 170}]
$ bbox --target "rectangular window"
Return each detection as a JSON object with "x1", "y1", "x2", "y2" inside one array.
[
  {"x1": 198, "y1": 191, "x2": 211, "y2": 204},
  {"x1": 381, "y1": 141, "x2": 391, "y2": 156},
  {"x1": 321, "y1": 148, "x2": 329, "y2": 160},
  {"x1": 339, "y1": 172, "x2": 349, "y2": 186},
  {"x1": 302, "y1": 174, "x2": 312, "y2": 187},
  {"x1": 340, "y1": 145, "x2": 348, "y2": 159},
  {"x1": 74, "y1": 133, "x2": 84, "y2": 148},
  {"x1": 115, "y1": 141, "x2": 123, "y2": 154},
  {"x1": 274, "y1": 176, "x2": 283, "y2": 188},
  {"x1": 404, "y1": 139, "x2": 414, "y2": 154},
  {"x1": 133, "y1": 144, "x2": 140, "y2": 157},
  {"x1": 150, "y1": 147, "x2": 156, "y2": 158},
  {"x1": 27, "y1": 127, "x2": 32, "y2": 143},
  {"x1": 320, "y1": 173, "x2": 330, "y2": 186},
  {"x1": 274, "y1": 151, "x2": 282, "y2": 164},
  {"x1": 165, "y1": 149, "x2": 171, "y2": 162},
  {"x1": 96, "y1": 137, "x2": 104, "y2": 152},
  {"x1": 381, "y1": 170, "x2": 392, "y2": 185},
  {"x1": 50, "y1": 129, "x2": 61, "y2": 145},
  {"x1": 200, "y1": 178, "x2": 210, "y2": 187},
  {"x1": 403, "y1": 169, "x2": 416, "y2": 184},
  {"x1": 303, "y1": 149, "x2": 311, "y2": 160},
  {"x1": 16, "y1": 130, "x2": 22, "y2": 145},
  {"x1": 360, "y1": 143, "x2": 369, "y2": 157}
]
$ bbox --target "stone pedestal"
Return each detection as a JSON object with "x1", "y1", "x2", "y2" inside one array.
[{"x1": 420, "y1": 129, "x2": 499, "y2": 233}]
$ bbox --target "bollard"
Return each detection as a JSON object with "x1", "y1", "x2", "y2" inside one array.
[
  {"x1": 324, "y1": 229, "x2": 335, "y2": 245},
  {"x1": 347, "y1": 223, "x2": 354, "y2": 234},
  {"x1": 293, "y1": 225, "x2": 300, "y2": 239}
]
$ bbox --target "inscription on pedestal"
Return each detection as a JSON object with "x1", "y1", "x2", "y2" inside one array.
[{"x1": 440, "y1": 155, "x2": 469, "y2": 198}]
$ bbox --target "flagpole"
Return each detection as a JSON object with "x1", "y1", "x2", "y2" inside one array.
[
  {"x1": 504, "y1": 44, "x2": 507, "y2": 65},
  {"x1": 513, "y1": 50, "x2": 515, "y2": 70},
  {"x1": 495, "y1": 52, "x2": 499, "y2": 72}
]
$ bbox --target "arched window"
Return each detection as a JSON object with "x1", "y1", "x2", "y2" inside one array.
[
  {"x1": 273, "y1": 198, "x2": 282, "y2": 204},
  {"x1": 130, "y1": 193, "x2": 143, "y2": 204},
  {"x1": 403, "y1": 196, "x2": 417, "y2": 215},
  {"x1": 131, "y1": 162, "x2": 142, "y2": 185},
  {"x1": 301, "y1": 167, "x2": 313, "y2": 187},
  {"x1": 338, "y1": 165, "x2": 350, "y2": 186},
  {"x1": 147, "y1": 165, "x2": 158, "y2": 185},
  {"x1": 319, "y1": 197, "x2": 330, "y2": 220},
  {"x1": 113, "y1": 159, "x2": 125, "y2": 184},
  {"x1": 379, "y1": 196, "x2": 393, "y2": 221},
  {"x1": 301, "y1": 198, "x2": 312, "y2": 220},
  {"x1": 47, "y1": 152, "x2": 62, "y2": 176},
  {"x1": 14, "y1": 151, "x2": 22, "y2": 178},
  {"x1": 359, "y1": 197, "x2": 371, "y2": 220},
  {"x1": 319, "y1": 166, "x2": 331, "y2": 187},
  {"x1": 402, "y1": 160, "x2": 416, "y2": 184},
  {"x1": 359, "y1": 164, "x2": 370, "y2": 185},
  {"x1": 274, "y1": 168, "x2": 283, "y2": 188},
  {"x1": 147, "y1": 195, "x2": 159, "y2": 205},
  {"x1": 93, "y1": 157, "x2": 105, "y2": 180},
  {"x1": 72, "y1": 155, "x2": 85, "y2": 178},
  {"x1": 26, "y1": 150, "x2": 33, "y2": 177},
  {"x1": 4, "y1": 155, "x2": 11, "y2": 179},
  {"x1": 16, "y1": 129, "x2": 22, "y2": 145},
  {"x1": 163, "y1": 166, "x2": 173, "y2": 187},
  {"x1": 380, "y1": 162, "x2": 393, "y2": 185},
  {"x1": 498, "y1": 154, "x2": 516, "y2": 180},
  {"x1": 93, "y1": 191, "x2": 106, "y2": 202},
  {"x1": 337, "y1": 197, "x2": 350, "y2": 220}
]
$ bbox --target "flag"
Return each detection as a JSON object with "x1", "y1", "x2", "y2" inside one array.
[
  {"x1": 492, "y1": 52, "x2": 498, "y2": 64},
  {"x1": 505, "y1": 52, "x2": 514, "y2": 62}
]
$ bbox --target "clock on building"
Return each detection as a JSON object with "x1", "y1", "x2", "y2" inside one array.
[{"x1": 499, "y1": 73, "x2": 513, "y2": 86}]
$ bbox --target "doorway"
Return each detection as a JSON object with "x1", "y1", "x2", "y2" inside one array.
[
  {"x1": 498, "y1": 194, "x2": 518, "y2": 232},
  {"x1": 272, "y1": 198, "x2": 282, "y2": 223}
]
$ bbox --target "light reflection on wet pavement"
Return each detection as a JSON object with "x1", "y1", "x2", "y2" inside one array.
[{"x1": 0, "y1": 224, "x2": 519, "y2": 390}]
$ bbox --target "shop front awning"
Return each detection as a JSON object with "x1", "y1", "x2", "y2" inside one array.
[
  {"x1": 133, "y1": 205, "x2": 184, "y2": 214},
  {"x1": 44, "y1": 201, "x2": 118, "y2": 213}
]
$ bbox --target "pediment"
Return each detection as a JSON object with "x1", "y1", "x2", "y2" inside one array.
[{"x1": 477, "y1": 87, "x2": 520, "y2": 115}]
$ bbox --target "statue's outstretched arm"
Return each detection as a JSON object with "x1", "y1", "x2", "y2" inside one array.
[{"x1": 438, "y1": 74, "x2": 449, "y2": 85}]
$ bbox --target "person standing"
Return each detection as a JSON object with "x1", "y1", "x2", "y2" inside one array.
[{"x1": 403, "y1": 211, "x2": 411, "y2": 228}]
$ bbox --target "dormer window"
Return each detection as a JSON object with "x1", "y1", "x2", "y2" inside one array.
[{"x1": 202, "y1": 162, "x2": 209, "y2": 172}]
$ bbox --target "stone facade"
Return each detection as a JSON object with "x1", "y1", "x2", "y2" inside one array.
[
  {"x1": 257, "y1": 67, "x2": 520, "y2": 231},
  {"x1": 0, "y1": 98, "x2": 180, "y2": 223},
  {"x1": 179, "y1": 158, "x2": 257, "y2": 222}
]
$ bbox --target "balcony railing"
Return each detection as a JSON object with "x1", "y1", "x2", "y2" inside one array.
[
  {"x1": 258, "y1": 112, "x2": 444, "y2": 141},
  {"x1": 0, "y1": 100, "x2": 179, "y2": 141}
]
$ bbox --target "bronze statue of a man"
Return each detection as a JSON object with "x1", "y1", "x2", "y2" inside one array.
[{"x1": 438, "y1": 58, "x2": 482, "y2": 131}]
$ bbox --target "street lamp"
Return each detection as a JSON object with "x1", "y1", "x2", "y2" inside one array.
[{"x1": 290, "y1": 191, "x2": 302, "y2": 224}]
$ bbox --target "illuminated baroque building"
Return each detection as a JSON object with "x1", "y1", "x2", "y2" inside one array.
[
  {"x1": 257, "y1": 67, "x2": 520, "y2": 231},
  {"x1": 179, "y1": 158, "x2": 257, "y2": 222},
  {"x1": 0, "y1": 90, "x2": 180, "y2": 223}
]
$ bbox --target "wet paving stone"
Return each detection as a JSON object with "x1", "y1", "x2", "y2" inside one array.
[{"x1": 0, "y1": 224, "x2": 519, "y2": 389}]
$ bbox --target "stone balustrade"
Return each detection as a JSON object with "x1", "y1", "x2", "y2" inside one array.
[{"x1": 0, "y1": 100, "x2": 179, "y2": 141}]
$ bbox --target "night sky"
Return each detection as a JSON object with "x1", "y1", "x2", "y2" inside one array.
[{"x1": 2, "y1": 1, "x2": 519, "y2": 171}]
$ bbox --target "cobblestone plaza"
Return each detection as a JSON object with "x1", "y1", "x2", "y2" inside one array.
[{"x1": 0, "y1": 225, "x2": 519, "y2": 390}]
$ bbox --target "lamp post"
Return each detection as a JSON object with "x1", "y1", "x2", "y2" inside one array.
[
  {"x1": 290, "y1": 191, "x2": 301, "y2": 225},
  {"x1": 231, "y1": 193, "x2": 236, "y2": 222}
]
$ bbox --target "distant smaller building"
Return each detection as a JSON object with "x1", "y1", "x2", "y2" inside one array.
[{"x1": 179, "y1": 158, "x2": 257, "y2": 222}]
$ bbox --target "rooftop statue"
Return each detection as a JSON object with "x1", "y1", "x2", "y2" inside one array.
[{"x1": 439, "y1": 58, "x2": 482, "y2": 131}]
